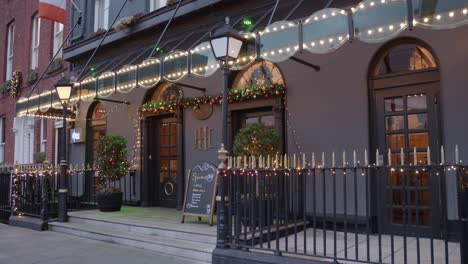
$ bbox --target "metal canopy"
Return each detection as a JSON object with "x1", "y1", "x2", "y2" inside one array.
[{"x1": 16, "y1": 0, "x2": 468, "y2": 117}]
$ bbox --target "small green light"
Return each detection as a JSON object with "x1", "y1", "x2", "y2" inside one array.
[
  {"x1": 90, "y1": 67, "x2": 95, "y2": 72},
  {"x1": 243, "y1": 18, "x2": 253, "y2": 26}
]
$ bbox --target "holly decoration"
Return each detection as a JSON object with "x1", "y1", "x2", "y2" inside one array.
[
  {"x1": 140, "y1": 83, "x2": 285, "y2": 113},
  {"x1": 10, "y1": 70, "x2": 23, "y2": 98}
]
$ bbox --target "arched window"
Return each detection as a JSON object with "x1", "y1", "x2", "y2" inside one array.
[
  {"x1": 150, "y1": 83, "x2": 183, "y2": 103},
  {"x1": 86, "y1": 102, "x2": 107, "y2": 166},
  {"x1": 373, "y1": 43, "x2": 437, "y2": 76},
  {"x1": 369, "y1": 39, "x2": 440, "y2": 232},
  {"x1": 230, "y1": 61, "x2": 285, "y2": 151},
  {"x1": 232, "y1": 61, "x2": 284, "y2": 88}
]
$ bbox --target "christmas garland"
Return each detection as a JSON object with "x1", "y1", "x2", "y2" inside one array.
[
  {"x1": 10, "y1": 70, "x2": 23, "y2": 98},
  {"x1": 140, "y1": 83, "x2": 285, "y2": 114}
]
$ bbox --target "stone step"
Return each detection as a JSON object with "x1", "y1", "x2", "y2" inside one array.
[
  {"x1": 67, "y1": 215, "x2": 217, "y2": 244},
  {"x1": 49, "y1": 221, "x2": 214, "y2": 264}
]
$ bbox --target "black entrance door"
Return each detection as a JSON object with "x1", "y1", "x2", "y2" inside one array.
[
  {"x1": 147, "y1": 116, "x2": 178, "y2": 207},
  {"x1": 374, "y1": 82, "x2": 441, "y2": 237}
]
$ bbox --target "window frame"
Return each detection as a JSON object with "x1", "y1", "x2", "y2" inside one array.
[
  {"x1": 31, "y1": 14, "x2": 41, "y2": 70},
  {"x1": 40, "y1": 119, "x2": 47, "y2": 153},
  {"x1": 5, "y1": 23, "x2": 15, "y2": 81},
  {"x1": 94, "y1": 0, "x2": 110, "y2": 31},
  {"x1": 0, "y1": 116, "x2": 5, "y2": 164},
  {"x1": 150, "y1": 0, "x2": 166, "y2": 12},
  {"x1": 53, "y1": 22, "x2": 64, "y2": 57}
]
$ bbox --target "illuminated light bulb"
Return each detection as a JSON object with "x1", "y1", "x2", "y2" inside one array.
[
  {"x1": 270, "y1": 51, "x2": 275, "y2": 55},
  {"x1": 436, "y1": 15, "x2": 441, "y2": 20},
  {"x1": 424, "y1": 17, "x2": 429, "y2": 23},
  {"x1": 449, "y1": 12, "x2": 454, "y2": 17},
  {"x1": 286, "y1": 47, "x2": 291, "y2": 52},
  {"x1": 370, "y1": 1, "x2": 374, "y2": 6},
  {"x1": 338, "y1": 36, "x2": 343, "y2": 41},
  {"x1": 320, "y1": 40, "x2": 324, "y2": 45},
  {"x1": 341, "y1": 10, "x2": 346, "y2": 15},
  {"x1": 263, "y1": 52, "x2": 267, "y2": 56},
  {"x1": 331, "y1": 12, "x2": 336, "y2": 16},
  {"x1": 360, "y1": 4, "x2": 365, "y2": 9},
  {"x1": 413, "y1": 19, "x2": 418, "y2": 25},
  {"x1": 322, "y1": 14, "x2": 327, "y2": 19},
  {"x1": 294, "y1": 45, "x2": 299, "y2": 50},
  {"x1": 281, "y1": 25, "x2": 285, "y2": 29},
  {"x1": 265, "y1": 29, "x2": 270, "y2": 33},
  {"x1": 314, "y1": 16, "x2": 318, "y2": 21},
  {"x1": 389, "y1": 25, "x2": 394, "y2": 30},
  {"x1": 378, "y1": 27, "x2": 383, "y2": 32},
  {"x1": 367, "y1": 30, "x2": 373, "y2": 35},
  {"x1": 278, "y1": 49, "x2": 283, "y2": 53},
  {"x1": 305, "y1": 19, "x2": 310, "y2": 23},
  {"x1": 400, "y1": 22, "x2": 406, "y2": 28},
  {"x1": 464, "y1": 9, "x2": 468, "y2": 15},
  {"x1": 311, "y1": 42, "x2": 316, "y2": 46},
  {"x1": 381, "y1": 0, "x2": 385, "y2": 3},
  {"x1": 329, "y1": 38, "x2": 333, "y2": 43}
]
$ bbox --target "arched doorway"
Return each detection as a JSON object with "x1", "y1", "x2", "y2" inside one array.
[
  {"x1": 142, "y1": 83, "x2": 183, "y2": 208},
  {"x1": 86, "y1": 102, "x2": 107, "y2": 167},
  {"x1": 230, "y1": 61, "x2": 285, "y2": 152},
  {"x1": 369, "y1": 38, "x2": 441, "y2": 236}
]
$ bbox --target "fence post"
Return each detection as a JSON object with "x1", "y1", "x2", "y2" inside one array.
[
  {"x1": 216, "y1": 144, "x2": 228, "y2": 248},
  {"x1": 40, "y1": 175, "x2": 48, "y2": 222},
  {"x1": 458, "y1": 166, "x2": 468, "y2": 264}
]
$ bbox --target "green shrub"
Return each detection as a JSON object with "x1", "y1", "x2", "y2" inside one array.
[
  {"x1": 96, "y1": 135, "x2": 131, "y2": 183},
  {"x1": 233, "y1": 123, "x2": 280, "y2": 157}
]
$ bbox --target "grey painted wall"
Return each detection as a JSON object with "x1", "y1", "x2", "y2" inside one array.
[{"x1": 66, "y1": 2, "x2": 468, "y2": 221}]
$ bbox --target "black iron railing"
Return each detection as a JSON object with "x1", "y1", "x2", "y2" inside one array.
[
  {"x1": 220, "y1": 163, "x2": 468, "y2": 264},
  {"x1": 0, "y1": 167, "x2": 12, "y2": 223},
  {"x1": 10, "y1": 166, "x2": 139, "y2": 220}
]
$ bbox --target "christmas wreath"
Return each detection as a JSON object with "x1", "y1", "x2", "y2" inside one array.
[
  {"x1": 10, "y1": 70, "x2": 23, "y2": 98},
  {"x1": 140, "y1": 83, "x2": 284, "y2": 114}
]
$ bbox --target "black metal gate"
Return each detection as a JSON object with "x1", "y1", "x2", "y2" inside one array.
[{"x1": 0, "y1": 169, "x2": 12, "y2": 224}]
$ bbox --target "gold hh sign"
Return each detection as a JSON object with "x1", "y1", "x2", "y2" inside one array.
[{"x1": 193, "y1": 127, "x2": 214, "y2": 150}]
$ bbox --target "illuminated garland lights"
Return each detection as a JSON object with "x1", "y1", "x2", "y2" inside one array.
[
  {"x1": 10, "y1": 70, "x2": 23, "y2": 98},
  {"x1": 140, "y1": 83, "x2": 285, "y2": 114}
]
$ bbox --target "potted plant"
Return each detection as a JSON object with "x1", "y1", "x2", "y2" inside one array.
[
  {"x1": 95, "y1": 135, "x2": 130, "y2": 212},
  {"x1": 233, "y1": 123, "x2": 281, "y2": 227}
]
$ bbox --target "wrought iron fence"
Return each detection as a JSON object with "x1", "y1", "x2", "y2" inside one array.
[
  {"x1": 0, "y1": 166, "x2": 12, "y2": 223},
  {"x1": 219, "y1": 154, "x2": 468, "y2": 264},
  {"x1": 10, "y1": 164, "x2": 138, "y2": 220}
]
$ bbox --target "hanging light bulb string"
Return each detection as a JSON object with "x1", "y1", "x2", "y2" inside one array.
[{"x1": 285, "y1": 106, "x2": 303, "y2": 157}]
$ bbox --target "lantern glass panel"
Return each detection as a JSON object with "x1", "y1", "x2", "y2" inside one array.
[{"x1": 353, "y1": 0, "x2": 407, "y2": 43}]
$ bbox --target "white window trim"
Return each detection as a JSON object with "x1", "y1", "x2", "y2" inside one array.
[
  {"x1": 6, "y1": 23, "x2": 15, "y2": 80},
  {"x1": 0, "y1": 117, "x2": 5, "y2": 164},
  {"x1": 94, "y1": 0, "x2": 110, "y2": 30},
  {"x1": 53, "y1": 22, "x2": 64, "y2": 57},
  {"x1": 54, "y1": 120, "x2": 63, "y2": 166},
  {"x1": 150, "y1": 0, "x2": 166, "y2": 12},
  {"x1": 40, "y1": 119, "x2": 47, "y2": 153},
  {"x1": 31, "y1": 15, "x2": 41, "y2": 70}
]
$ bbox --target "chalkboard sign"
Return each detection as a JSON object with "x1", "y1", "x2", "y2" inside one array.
[{"x1": 181, "y1": 162, "x2": 218, "y2": 225}]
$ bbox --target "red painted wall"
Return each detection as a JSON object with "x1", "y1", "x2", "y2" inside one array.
[{"x1": 0, "y1": 0, "x2": 69, "y2": 165}]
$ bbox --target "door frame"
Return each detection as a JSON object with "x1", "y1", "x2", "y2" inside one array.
[
  {"x1": 372, "y1": 82, "x2": 442, "y2": 237},
  {"x1": 142, "y1": 113, "x2": 181, "y2": 208}
]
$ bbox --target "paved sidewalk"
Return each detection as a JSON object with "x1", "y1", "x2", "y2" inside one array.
[{"x1": 0, "y1": 224, "x2": 205, "y2": 264}]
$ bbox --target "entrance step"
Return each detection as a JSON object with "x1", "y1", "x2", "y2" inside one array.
[
  {"x1": 49, "y1": 218, "x2": 215, "y2": 263},
  {"x1": 67, "y1": 214, "x2": 216, "y2": 244}
]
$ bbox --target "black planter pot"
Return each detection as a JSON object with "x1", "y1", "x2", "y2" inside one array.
[{"x1": 96, "y1": 192, "x2": 123, "y2": 212}]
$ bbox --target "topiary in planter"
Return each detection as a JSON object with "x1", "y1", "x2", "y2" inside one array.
[
  {"x1": 233, "y1": 123, "x2": 280, "y2": 157},
  {"x1": 95, "y1": 135, "x2": 131, "y2": 212}
]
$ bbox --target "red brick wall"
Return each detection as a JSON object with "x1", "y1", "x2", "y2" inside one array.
[{"x1": 0, "y1": 0, "x2": 69, "y2": 165}]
